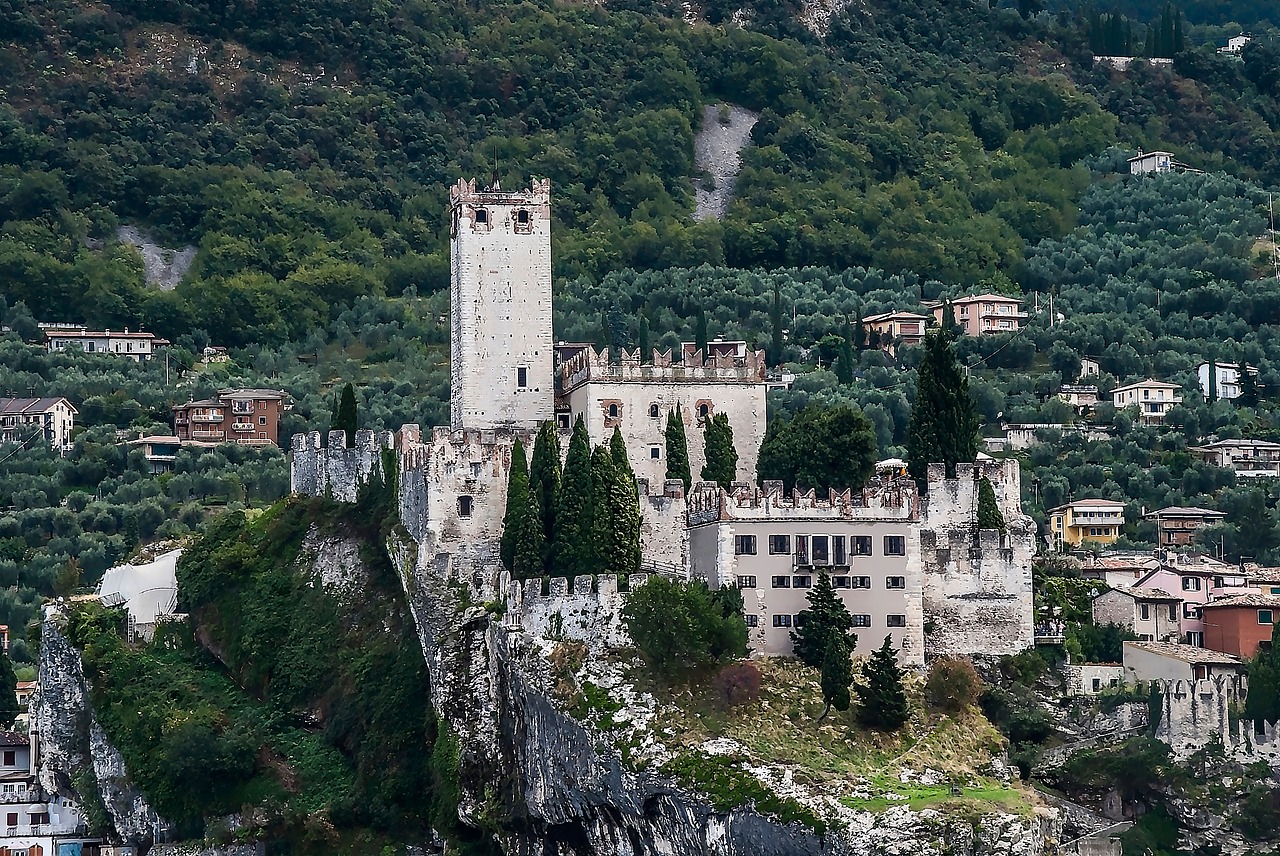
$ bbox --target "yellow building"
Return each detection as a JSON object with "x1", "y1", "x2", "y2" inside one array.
[{"x1": 1049, "y1": 499, "x2": 1126, "y2": 550}]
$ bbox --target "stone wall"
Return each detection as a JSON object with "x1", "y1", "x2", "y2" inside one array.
[
  {"x1": 638, "y1": 479, "x2": 688, "y2": 573},
  {"x1": 289, "y1": 429, "x2": 395, "y2": 503},
  {"x1": 506, "y1": 572, "x2": 652, "y2": 650},
  {"x1": 1064, "y1": 663, "x2": 1126, "y2": 697}
]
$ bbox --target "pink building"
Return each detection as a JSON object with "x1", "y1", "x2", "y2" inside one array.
[
  {"x1": 928, "y1": 294, "x2": 1027, "y2": 336},
  {"x1": 1130, "y1": 558, "x2": 1253, "y2": 647}
]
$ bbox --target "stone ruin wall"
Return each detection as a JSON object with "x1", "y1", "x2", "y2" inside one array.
[
  {"x1": 1155, "y1": 675, "x2": 1280, "y2": 762},
  {"x1": 289, "y1": 429, "x2": 397, "y2": 502}
]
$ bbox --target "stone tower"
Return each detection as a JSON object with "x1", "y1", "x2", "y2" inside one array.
[{"x1": 449, "y1": 176, "x2": 554, "y2": 431}]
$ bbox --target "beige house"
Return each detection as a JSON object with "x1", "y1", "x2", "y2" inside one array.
[
  {"x1": 43, "y1": 326, "x2": 169, "y2": 361},
  {"x1": 1048, "y1": 498, "x2": 1126, "y2": 549},
  {"x1": 928, "y1": 294, "x2": 1027, "y2": 337},
  {"x1": 1122, "y1": 641, "x2": 1244, "y2": 683},
  {"x1": 1092, "y1": 586, "x2": 1182, "y2": 642},
  {"x1": 1111, "y1": 379, "x2": 1182, "y2": 425},
  {"x1": 1190, "y1": 438, "x2": 1280, "y2": 478},
  {"x1": 0, "y1": 397, "x2": 77, "y2": 451},
  {"x1": 862, "y1": 310, "x2": 929, "y2": 353}
]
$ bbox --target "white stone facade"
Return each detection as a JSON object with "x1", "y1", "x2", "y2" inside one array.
[
  {"x1": 558, "y1": 345, "x2": 769, "y2": 488},
  {"x1": 449, "y1": 178, "x2": 554, "y2": 431}
]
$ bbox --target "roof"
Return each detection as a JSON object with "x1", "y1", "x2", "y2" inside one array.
[
  {"x1": 43, "y1": 329, "x2": 163, "y2": 340},
  {"x1": 217, "y1": 388, "x2": 290, "y2": 400},
  {"x1": 1200, "y1": 594, "x2": 1280, "y2": 609},
  {"x1": 863, "y1": 310, "x2": 930, "y2": 323},
  {"x1": 1050, "y1": 498, "x2": 1126, "y2": 512},
  {"x1": 1096, "y1": 586, "x2": 1180, "y2": 602},
  {"x1": 1124, "y1": 641, "x2": 1244, "y2": 666},
  {"x1": 1128, "y1": 151, "x2": 1175, "y2": 161},
  {"x1": 1190, "y1": 438, "x2": 1280, "y2": 451},
  {"x1": 951, "y1": 293, "x2": 1022, "y2": 304},
  {"x1": 1112, "y1": 379, "x2": 1181, "y2": 392},
  {"x1": 1143, "y1": 506, "x2": 1226, "y2": 519},
  {"x1": 0, "y1": 397, "x2": 76, "y2": 415},
  {"x1": 174, "y1": 398, "x2": 222, "y2": 408},
  {"x1": 0, "y1": 732, "x2": 29, "y2": 747}
]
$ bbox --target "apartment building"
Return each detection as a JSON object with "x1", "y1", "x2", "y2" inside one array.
[
  {"x1": 1200, "y1": 594, "x2": 1280, "y2": 658},
  {"x1": 1142, "y1": 506, "x2": 1226, "y2": 548},
  {"x1": 172, "y1": 388, "x2": 290, "y2": 447},
  {"x1": 1111, "y1": 379, "x2": 1183, "y2": 425},
  {"x1": 0, "y1": 397, "x2": 77, "y2": 451},
  {"x1": 1197, "y1": 361, "x2": 1258, "y2": 401},
  {"x1": 43, "y1": 326, "x2": 168, "y2": 361},
  {"x1": 928, "y1": 294, "x2": 1027, "y2": 336},
  {"x1": 1189, "y1": 438, "x2": 1280, "y2": 478},
  {"x1": 862, "y1": 311, "x2": 929, "y2": 353},
  {"x1": 1048, "y1": 499, "x2": 1127, "y2": 549}
]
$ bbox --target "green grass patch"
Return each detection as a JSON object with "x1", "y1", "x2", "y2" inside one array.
[{"x1": 661, "y1": 751, "x2": 826, "y2": 834}]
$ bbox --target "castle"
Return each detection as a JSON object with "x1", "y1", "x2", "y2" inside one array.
[{"x1": 289, "y1": 176, "x2": 1036, "y2": 662}]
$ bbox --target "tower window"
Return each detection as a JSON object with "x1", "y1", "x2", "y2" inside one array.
[
  {"x1": 558, "y1": 414, "x2": 570, "y2": 429},
  {"x1": 517, "y1": 209, "x2": 529, "y2": 224},
  {"x1": 650, "y1": 446, "x2": 661, "y2": 459},
  {"x1": 608, "y1": 403, "x2": 619, "y2": 418},
  {"x1": 458, "y1": 496, "x2": 473, "y2": 518},
  {"x1": 698, "y1": 403, "x2": 710, "y2": 418},
  {"x1": 475, "y1": 208, "x2": 489, "y2": 225},
  {"x1": 517, "y1": 367, "x2": 528, "y2": 388},
  {"x1": 649, "y1": 404, "x2": 659, "y2": 418}
]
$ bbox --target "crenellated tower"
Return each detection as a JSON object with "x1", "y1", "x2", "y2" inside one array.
[{"x1": 449, "y1": 177, "x2": 554, "y2": 431}]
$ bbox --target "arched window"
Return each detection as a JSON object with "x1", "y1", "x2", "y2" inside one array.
[
  {"x1": 608, "y1": 403, "x2": 619, "y2": 418},
  {"x1": 649, "y1": 404, "x2": 660, "y2": 418},
  {"x1": 698, "y1": 403, "x2": 710, "y2": 418}
]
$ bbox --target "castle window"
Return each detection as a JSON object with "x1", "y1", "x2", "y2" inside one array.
[
  {"x1": 649, "y1": 404, "x2": 660, "y2": 418},
  {"x1": 737, "y1": 575, "x2": 757, "y2": 588},
  {"x1": 698, "y1": 403, "x2": 709, "y2": 418},
  {"x1": 558, "y1": 414, "x2": 571, "y2": 429},
  {"x1": 886, "y1": 576, "x2": 906, "y2": 589},
  {"x1": 832, "y1": 576, "x2": 850, "y2": 588},
  {"x1": 475, "y1": 208, "x2": 489, "y2": 225},
  {"x1": 745, "y1": 614, "x2": 758, "y2": 628},
  {"x1": 771, "y1": 576, "x2": 790, "y2": 588},
  {"x1": 768, "y1": 535, "x2": 790, "y2": 554},
  {"x1": 852, "y1": 614, "x2": 871, "y2": 627},
  {"x1": 517, "y1": 367, "x2": 528, "y2": 388},
  {"x1": 810, "y1": 536, "x2": 828, "y2": 564},
  {"x1": 608, "y1": 403, "x2": 619, "y2": 418},
  {"x1": 517, "y1": 209, "x2": 529, "y2": 225},
  {"x1": 734, "y1": 535, "x2": 756, "y2": 555},
  {"x1": 853, "y1": 536, "x2": 873, "y2": 555},
  {"x1": 650, "y1": 446, "x2": 660, "y2": 459},
  {"x1": 793, "y1": 575, "x2": 811, "y2": 588},
  {"x1": 851, "y1": 576, "x2": 871, "y2": 589},
  {"x1": 457, "y1": 496, "x2": 473, "y2": 518},
  {"x1": 884, "y1": 536, "x2": 906, "y2": 556},
  {"x1": 772, "y1": 614, "x2": 791, "y2": 628},
  {"x1": 886, "y1": 615, "x2": 907, "y2": 627},
  {"x1": 833, "y1": 536, "x2": 846, "y2": 565}
]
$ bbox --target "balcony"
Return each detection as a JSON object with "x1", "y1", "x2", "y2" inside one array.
[
  {"x1": 190, "y1": 429, "x2": 226, "y2": 440},
  {"x1": 231, "y1": 423, "x2": 255, "y2": 432},
  {"x1": 190, "y1": 413, "x2": 223, "y2": 422}
]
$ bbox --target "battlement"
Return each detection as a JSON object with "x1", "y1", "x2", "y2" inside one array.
[
  {"x1": 922, "y1": 458, "x2": 1024, "y2": 526},
  {"x1": 686, "y1": 477, "x2": 918, "y2": 526},
  {"x1": 289, "y1": 428, "x2": 396, "y2": 502},
  {"x1": 559, "y1": 345, "x2": 768, "y2": 392},
  {"x1": 449, "y1": 176, "x2": 552, "y2": 207},
  {"x1": 1152, "y1": 675, "x2": 1279, "y2": 757}
]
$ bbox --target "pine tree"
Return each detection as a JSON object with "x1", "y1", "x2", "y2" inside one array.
[
  {"x1": 638, "y1": 315, "x2": 651, "y2": 362},
  {"x1": 590, "y1": 446, "x2": 615, "y2": 573},
  {"x1": 665, "y1": 407, "x2": 692, "y2": 493},
  {"x1": 791, "y1": 572, "x2": 858, "y2": 669},
  {"x1": 554, "y1": 416, "x2": 595, "y2": 576},
  {"x1": 1240, "y1": 362, "x2": 1261, "y2": 407},
  {"x1": 530, "y1": 422, "x2": 562, "y2": 572},
  {"x1": 836, "y1": 324, "x2": 855, "y2": 385},
  {"x1": 331, "y1": 383, "x2": 358, "y2": 446},
  {"x1": 856, "y1": 636, "x2": 911, "y2": 731},
  {"x1": 700, "y1": 412, "x2": 738, "y2": 489},
  {"x1": 695, "y1": 309, "x2": 709, "y2": 360},
  {"x1": 512, "y1": 489, "x2": 546, "y2": 580},
  {"x1": 608, "y1": 428, "x2": 642, "y2": 575},
  {"x1": 819, "y1": 634, "x2": 853, "y2": 721},
  {"x1": 0, "y1": 650, "x2": 17, "y2": 729},
  {"x1": 770, "y1": 281, "x2": 785, "y2": 365},
  {"x1": 500, "y1": 437, "x2": 530, "y2": 571},
  {"x1": 977, "y1": 476, "x2": 1006, "y2": 531},
  {"x1": 907, "y1": 328, "x2": 979, "y2": 488},
  {"x1": 1208, "y1": 360, "x2": 1218, "y2": 404}
]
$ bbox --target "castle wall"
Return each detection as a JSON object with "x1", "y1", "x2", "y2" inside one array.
[
  {"x1": 449, "y1": 178, "x2": 554, "y2": 431},
  {"x1": 507, "y1": 573, "x2": 651, "y2": 650},
  {"x1": 288, "y1": 429, "x2": 394, "y2": 503},
  {"x1": 638, "y1": 480, "x2": 689, "y2": 573}
]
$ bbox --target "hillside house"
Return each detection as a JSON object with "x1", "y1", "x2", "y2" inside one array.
[
  {"x1": 1143, "y1": 506, "x2": 1226, "y2": 548},
  {"x1": 172, "y1": 388, "x2": 291, "y2": 447},
  {"x1": 1049, "y1": 498, "x2": 1126, "y2": 549},
  {"x1": 1122, "y1": 641, "x2": 1244, "y2": 683},
  {"x1": 1197, "y1": 361, "x2": 1258, "y2": 400},
  {"x1": 1128, "y1": 150, "x2": 1175, "y2": 175},
  {"x1": 1058, "y1": 384, "x2": 1099, "y2": 414},
  {"x1": 1200, "y1": 594, "x2": 1280, "y2": 658},
  {"x1": 1111, "y1": 379, "x2": 1182, "y2": 425},
  {"x1": 0, "y1": 398, "x2": 77, "y2": 451},
  {"x1": 862, "y1": 311, "x2": 929, "y2": 354},
  {"x1": 927, "y1": 294, "x2": 1027, "y2": 337},
  {"x1": 1079, "y1": 357, "x2": 1100, "y2": 378},
  {"x1": 43, "y1": 326, "x2": 168, "y2": 361},
  {"x1": 1092, "y1": 587, "x2": 1182, "y2": 642},
  {"x1": 1190, "y1": 438, "x2": 1280, "y2": 478},
  {"x1": 1219, "y1": 34, "x2": 1251, "y2": 54},
  {"x1": 1078, "y1": 553, "x2": 1161, "y2": 588}
]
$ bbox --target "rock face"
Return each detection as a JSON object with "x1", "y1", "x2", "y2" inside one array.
[
  {"x1": 37, "y1": 606, "x2": 167, "y2": 848},
  {"x1": 390, "y1": 535, "x2": 1061, "y2": 856}
]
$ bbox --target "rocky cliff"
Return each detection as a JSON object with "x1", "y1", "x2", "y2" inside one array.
[{"x1": 38, "y1": 605, "x2": 167, "y2": 848}]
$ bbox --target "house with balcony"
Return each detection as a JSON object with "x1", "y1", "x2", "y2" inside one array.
[
  {"x1": 1142, "y1": 506, "x2": 1226, "y2": 548},
  {"x1": 1200, "y1": 594, "x2": 1280, "y2": 658},
  {"x1": 862, "y1": 310, "x2": 929, "y2": 354},
  {"x1": 1058, "y1": 384, "x2": 1099, "y2": 414},
  {"x1": 1219, "y1": 34, "x2": 1251, "y2": 54},
  {"x1": 0, "y1": 398, "x2": 77, "y2": 452},
  {"x1": 1092, "y1": 587, "x2": 1182, "y2": 643},
  {"x1": 0, "y1": 729, "x2": 99, "y2": 856},
  {"x1": 926, "y1": 294, "x2": 1027, "y2": 337},
  {"x1": 1048, "y1": 499, "x2": 1126, "y2": 549},
  {"x1": 1189, "y1": 438, "x2": 1280, "y2": 478},
  {"x1": 1111, "y1": 379, "x2": 1183, "y2": 425},
  {"x1": 172, "y1": 388, "x2": 291, "y2": 447},
  {"x1": 1197, "y1": 361, "x2": 1258, "y2": 401},
  {"x1": 43, "y1": 326, "x2": 168, "y2": 362}
]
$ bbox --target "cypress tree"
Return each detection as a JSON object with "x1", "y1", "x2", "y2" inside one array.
[
  {"x1": 638, "y1": 315, "x2": 651, "y2": 362},
  {"x1": 512, "y1": 489, "x2": 546, "y2": 580},
  {"x1": 500, "y1": 438, "x2": 530, "y2": 571},
  {"x1": 907, "y1": 328, "x2": 979, "y2": 488},
  {"x1": 554, "y1": 416, "x2": 595, "y2": 576},
  {"x1": 700, "y1": 412, "x2": 739, "y2": 489},
  {"x1": 854, "y1": 311, "x2": 867, "y2": 351},
  {"x1": 0, "y1": 650, "x2": 17, "y2": 729},
  {"x1": 665, "y1": 407, "x2": 692, "y2": 493},
  {"x1": 530, "y1": 421, "x2": 563, "y2": 572},
  {"x1": 1173, "y1": 9, "x2": 1184, "y2": 53},
  {"x1": 976, "y1": 476, "x2": 1006, "y2": 531},
  {"x1": 791, "y1": 572, "x2": 858, "y2": 669},
  {"x1": 1240, "y1": 362, "x2": 1260, "y2": 407},
  {"x1": 819, "y1": 635, "x2": 854, "y2": 721},
  {"x1": 590, "y1": 446, "x2": 615, "y2": 573},
  {"x1": 1144, "y1": 27, "x2": 1155, "y2": 57},
  {"x1": 695, "y1": 309, "x2": 709, "y2": 360},
  {"x1": 608, "y1": 428, "x2": 642, "y2": 575},
  {"x1": 331, "y1": 383, "x2": 358, "y2": 445},
  {"x1": 856, "y1": 636, "x2": 911, "y2": 731},
  {"x1": 771, "y1": 282, "x2": 785, "y2": 365},
  {"x1": 1208, "y1": 360, "x2": 1218, "y2": 404}
]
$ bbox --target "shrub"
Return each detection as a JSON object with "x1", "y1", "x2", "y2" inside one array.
[
  {"x1": 712, "y1": 661, "x2": 763, "y2": 710},
  {"x1": 622, "y1": 576, "x2": 746, "y2": 682},
  {"x1": 925, "y1": 657, "x2": 982, "y2": 714}
]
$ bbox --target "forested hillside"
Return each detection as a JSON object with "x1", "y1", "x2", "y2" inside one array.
[{"x1": 5, "y1": 0, "x2": 1280, "y2": 651}]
